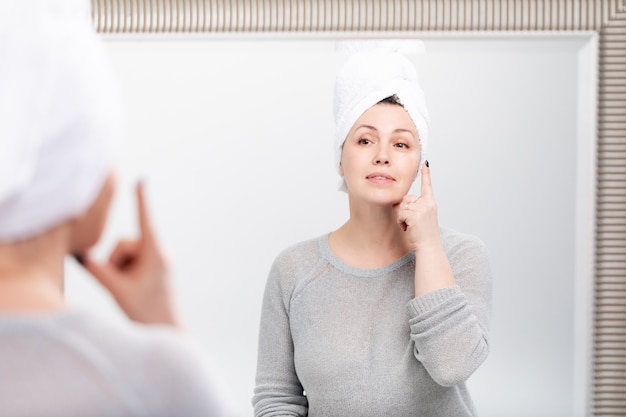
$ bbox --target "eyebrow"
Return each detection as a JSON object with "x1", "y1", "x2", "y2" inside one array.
[{"x1": 355, "y1": 125, "x2": 416, "y2": 136}]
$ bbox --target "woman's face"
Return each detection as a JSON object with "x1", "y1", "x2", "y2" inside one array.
[{"x1": 340, "y1": 103, "x2": 420, "y2": 206}]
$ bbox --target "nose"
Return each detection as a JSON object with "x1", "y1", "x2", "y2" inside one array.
[{"x1": 374, "y1": 145, "x2": 390, "y2": 165}]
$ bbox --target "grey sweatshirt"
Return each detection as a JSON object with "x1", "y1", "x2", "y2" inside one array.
[
  {"x1": 253, "y1": 227, "x2": 492, "y2": 416},
  {"x1": 0, "y1": 310, "x2": 227, "y2": 417}
]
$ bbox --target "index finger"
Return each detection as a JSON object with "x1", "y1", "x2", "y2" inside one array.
[
  {"x1": 135, "y1": 181, "x2": 154, "y2": 241},
  {"x1": 420, "y1": 161, "x2": 434, "y2": 197}
]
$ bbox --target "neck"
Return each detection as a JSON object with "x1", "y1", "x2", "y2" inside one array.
[
  {"x1": 329, "y1": 198, "x2": 411, "y2": 268},
  {"x1": 0, "y1": 225, "x2": 70, "y2": 312}
]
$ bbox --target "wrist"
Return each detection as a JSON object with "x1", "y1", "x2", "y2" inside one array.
[{"x1": 411, "y1": 239, "x2": 443, "y2": 254}]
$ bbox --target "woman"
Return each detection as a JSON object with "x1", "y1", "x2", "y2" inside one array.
[
  {"x1": 253, "y1": 50, "x2": 492, "y2": 416},
  {"x1": 0, "y1": 1, "x2": 227, "y2": 415}
]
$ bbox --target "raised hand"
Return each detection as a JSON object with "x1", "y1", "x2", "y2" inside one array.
[
  {"x1": 81, "y1": 182, "x2": 181, "y2": 328},
  {"x1": 396, "y1": 161, "x2": 441, "y2": 252}
]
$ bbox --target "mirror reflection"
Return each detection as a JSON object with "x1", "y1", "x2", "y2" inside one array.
[{"x1": 63, "y1": 36, "x2": 590, "y2": 416}]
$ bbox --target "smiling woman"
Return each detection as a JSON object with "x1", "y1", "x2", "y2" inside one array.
[{"x1": 74, "y1": 1, "x2": 626, "y2": 416}]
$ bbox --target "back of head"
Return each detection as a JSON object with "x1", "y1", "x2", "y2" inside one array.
[{"x1": 0, "y1": 0, "x2": 122, "y2": 242}]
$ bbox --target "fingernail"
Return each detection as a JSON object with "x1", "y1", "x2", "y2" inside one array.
[
  {"x1": 72, "y1": 253, "x2": 85, "y2": 266},
  {"x1": 425, "y1": 160, "x2": 430, "y2": 168}
]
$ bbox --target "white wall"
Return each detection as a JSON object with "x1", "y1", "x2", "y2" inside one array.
[{"x1": 65, "y1": 35, "x2": 593, "y2": 416}]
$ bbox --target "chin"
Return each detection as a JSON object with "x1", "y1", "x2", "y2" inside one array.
[
  {"x1": 361, "y1": 191, "x2": 405, "y2": 207},
  {"x1": 347, "y1": 181, "x2": 410, "y2": 205}
]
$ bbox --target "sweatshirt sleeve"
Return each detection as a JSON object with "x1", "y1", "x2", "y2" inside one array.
[
  {"x1": 252, "y1": 254, "x2": 308, "y2": 417},
  {"x1": 406, "y1": 233, "x2": 492, "y2": 387}
]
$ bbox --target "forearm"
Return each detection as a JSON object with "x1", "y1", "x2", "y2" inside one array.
[
  {"x1": 408, "y1": 287, "x2": 489, "y2": 386},
  {"x1": 253, "y1": 383, "x2": 308, "y2": 417},
  {"x1": 413, "y1": 243, "x2": 456, "y2": 297},
  {"x1": 408, "y1": 231, "x2": 492, "y2": 386}
]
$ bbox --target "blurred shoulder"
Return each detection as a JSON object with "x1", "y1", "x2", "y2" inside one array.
[{"x1": 44, "y1": 311, "x2": 230, "y2": 416}]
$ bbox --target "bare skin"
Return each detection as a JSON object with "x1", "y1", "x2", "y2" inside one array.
[{"x1": 0, "y1": 224, "x2": 68, "y2": 312}]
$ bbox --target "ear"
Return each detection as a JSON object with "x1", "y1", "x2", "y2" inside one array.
[{"x1": 339, "y1": 162, "x2": 344, "y2": 177}]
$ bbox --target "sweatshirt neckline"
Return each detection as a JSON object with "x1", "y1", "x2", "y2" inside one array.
[{"x1": 318, "y1": 234, "x2": 414, "y2": 278}]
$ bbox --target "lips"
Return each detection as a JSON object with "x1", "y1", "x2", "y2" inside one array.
[{"x1": 366, "y1": 172, "x2": 395, "y2": 182}]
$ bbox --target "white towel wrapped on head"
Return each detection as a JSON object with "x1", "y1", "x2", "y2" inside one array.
[
  {"x1": 333, "y1": 43, "x2": 430, "y2": 191},
  {"x1": 0, "y1": 0, "x2": 122, "y2": 242}
]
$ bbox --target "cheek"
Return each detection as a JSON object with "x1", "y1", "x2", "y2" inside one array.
[
  {"x1": 339, "y1": 149, "x2": 357, "y2": 177},
  {"x1": 400, "y1": 155, "x2": 421, "y2": 178}
]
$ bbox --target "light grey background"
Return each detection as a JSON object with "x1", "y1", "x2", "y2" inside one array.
[{"x1": 65, "y1": 36, "x2": 594, "y2": 416}]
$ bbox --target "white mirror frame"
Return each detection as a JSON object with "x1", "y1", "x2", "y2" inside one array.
[{"x1": 91, "y1": 1, "x2": 626, "y2": 415}]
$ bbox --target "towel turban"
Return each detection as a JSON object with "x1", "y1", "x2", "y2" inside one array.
[{"x1": 0, "y1": 0, "x2": 122, "y2": 242}]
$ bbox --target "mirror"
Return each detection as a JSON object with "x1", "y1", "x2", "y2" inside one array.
[{"x1": 65, "y1": 1, "x2": 626, "y2": 416}]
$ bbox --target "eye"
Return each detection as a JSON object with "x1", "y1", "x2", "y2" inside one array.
[
  {"x1": 358, "y1": 138, "x2": 372, "y2": 145},
  {"x1": 395, "y1": 142, "x2": 409, "y2": 149}
]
